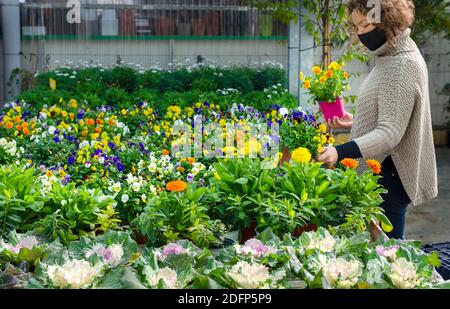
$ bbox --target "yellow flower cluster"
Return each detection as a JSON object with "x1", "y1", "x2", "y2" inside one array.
[{"x1": 291, "y1": 147, "x2": 312, "y2": 164}]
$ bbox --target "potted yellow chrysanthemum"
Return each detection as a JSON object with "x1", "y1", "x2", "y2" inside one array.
[{"x1": 300, "y1": 61, "x2": 350, "y2": 121}]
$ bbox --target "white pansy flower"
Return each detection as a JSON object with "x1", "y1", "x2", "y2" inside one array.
[
  {"x1": 47, "y1": 259, "x2": 102, "y2": 289},
  {"x1": 121, "y1": 194, "x2": 129, "y2": 203},
  {"x1": 131, "y1": 181, "x2": 141, "y2": 192},
  {"x1": 227, "y1": 261, "x2": 271, "y2": 289},
  {"x1": 48, "y1": 126, "x2": 56, "y2": 135},
  {"x1": 389, "y1": 258, "x2": 420, "y2": 289},
  {"x1": 278, "y1": 107, "x2": 289, "y2": 116},
  {"x1": 112, "y1": 182, "x2": 121, "y2": 193}
]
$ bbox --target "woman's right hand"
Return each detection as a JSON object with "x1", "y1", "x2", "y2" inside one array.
[{"x1": 327, "y1": 112, "x2": 353, "y2": 129}]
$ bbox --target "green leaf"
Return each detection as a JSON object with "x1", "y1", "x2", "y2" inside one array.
[{"x1": 235, "y1": 178, "x2": 248, "y2": 185}]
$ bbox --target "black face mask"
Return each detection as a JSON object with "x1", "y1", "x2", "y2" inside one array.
[{"x1": 358, "y1": 27, "x2": 387, "y2": 51}]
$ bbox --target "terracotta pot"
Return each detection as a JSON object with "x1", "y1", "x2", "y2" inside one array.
[
  {"x1": 370, "y1": 220, "x2": 383, "y2": 242},
  {"x1": 280, "y1": 146, "x2": 291, "y2": 165},
  {"x1": 132, "y1": 227, "x2": 148, "y2": 245},
  {"x1": 240, "y1": 220, "x2": 257, "y2": 244},
  {"x1": 292, "y1": 223, "x2": 318, "y2": 238}
]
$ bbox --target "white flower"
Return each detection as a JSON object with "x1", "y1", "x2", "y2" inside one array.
[
  {"x1": 145, "y1": 267, "x2": 178, "y2": 289},
  {"x1": 47, "y1": 259, "x2": 102, "y2": 289},
  {"x1": 112, "y1": 182, "x2": 121, "y2": 193},
  {"x1": 132, "y1": 181, "x2": 141, "y2": 192},
  {"x1": 323, "y1": 257, "x2": 362, "y2": 289},
  {"x1": 48, "y1": 126, "x2": 56, "y2": 135},
  {"x1": 228, "y1": 261, "x2": 271, "y2": 289},
  {"x1": 141, "y1": 194, "x2": 147, "y2": 202},
  {"x1": 121, "y1": 194, "x2": 129, "y2": 203},
  {"x1": 97, "y1": 156, "x2": 105, "y2": 164},
  {"x1": 149, "y1": 185, "x2": 157, "y2": 194},
  {"x1": 389, "y1": 258, "x2": 420, "y2": 289},
  {"x1": 278, "y1": 107, "x2": 289, "y2": 116}
]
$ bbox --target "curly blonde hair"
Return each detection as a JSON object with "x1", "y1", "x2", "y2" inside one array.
[{"x1": 347, "y1": 0, "x2": 415, "y2": 45}]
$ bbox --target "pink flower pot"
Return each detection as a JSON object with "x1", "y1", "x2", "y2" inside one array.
[{"x1": 318, "y1": 97, "x2": 345, "y2": 121}]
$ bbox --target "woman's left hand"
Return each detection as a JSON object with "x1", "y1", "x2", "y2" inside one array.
[{"x1": 317, "y1": 146, "x2": 338, "y2": 165}]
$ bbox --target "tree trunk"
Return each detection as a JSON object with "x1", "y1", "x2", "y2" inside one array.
[{"x1": 322, "y1": 0, "x2": 332, "y2": 67}]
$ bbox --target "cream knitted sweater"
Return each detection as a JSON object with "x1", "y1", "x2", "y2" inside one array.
[{"x1": 350, "y1": 28, "x2": 438, "y2": 206}]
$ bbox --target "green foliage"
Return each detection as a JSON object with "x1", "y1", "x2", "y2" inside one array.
[
  {"x1": 32, "y1": 183, "x2": 119, "y2": 245},
  {"x1": 412, "y1": 0, "x2": 450, "y2": 44},
  {"x1": 211, "y1": 158, "x2": 276, "y2": 229},
  {"x1": 103, "y1": 66, "x2": 138, "y2": 93},
  {"x1": 0, "y1": 165, "x2": 47, "y2": 237},
  {"x1": 134, "y1": 187, "x2": 225, "y2": 248}
]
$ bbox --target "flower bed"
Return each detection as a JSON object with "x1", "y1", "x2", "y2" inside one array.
[{"x1": 0, "y1": 94, "x2": 447, "y2": 288}]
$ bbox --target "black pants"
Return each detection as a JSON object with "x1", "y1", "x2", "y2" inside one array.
[{"x1": 378, "y1": 156, "x2": 411, "y2": 239}]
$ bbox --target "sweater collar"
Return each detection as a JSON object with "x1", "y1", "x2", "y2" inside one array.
[{"x1": 371, "y1": 28, "x2": 416, "y2": 57}]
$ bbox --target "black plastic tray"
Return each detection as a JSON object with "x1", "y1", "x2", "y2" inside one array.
[{"x1": 422, "y1": 242, "x2": 450, "y2": 280}]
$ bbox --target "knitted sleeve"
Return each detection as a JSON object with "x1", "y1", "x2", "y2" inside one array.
[{"x1": 353, "y1": 58, "x2": 421, "y2": 159}]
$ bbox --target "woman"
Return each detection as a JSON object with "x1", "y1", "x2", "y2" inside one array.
[{"x1": 317, "y1": 0, "x2": 438, "y2": 239}]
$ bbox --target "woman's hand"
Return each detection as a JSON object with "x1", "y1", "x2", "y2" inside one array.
[
  {"x1": 317, "y1": 146, "x2": 338, "y2": 166},
  {"x1": 327, "y1": 112, "x2": 353, "y2": 129}
]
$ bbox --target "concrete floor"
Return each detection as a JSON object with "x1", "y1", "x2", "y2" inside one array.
[{"x1": 405, "y1": 147, "x2": 450, "y2": 243}]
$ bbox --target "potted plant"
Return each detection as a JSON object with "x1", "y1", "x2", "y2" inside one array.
[{"x1": 300, "y1": 61, "x2": 350, "y2": 121}]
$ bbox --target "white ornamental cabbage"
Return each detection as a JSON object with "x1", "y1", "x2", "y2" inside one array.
[
  {"x1": 227, "y1": 261, "x2": 271, "y2": 289},
  {"x1": 3, "y1": 236, "x2": 39, "y2": 254},
  {"x1": 144, "y1": 267, "x2": 178, "y2": 289},
  {"x1": 86, "y1": 244, "x2": 124, "y2": 266},
  {"x1": 306, "y1": 235, "x2": 336, "y2": 253},
  {"x1": 389, "y1": 258, "x2": 420, "y2": 289},
  {"x1": 47, "y1": 259, "x2": 103, "y2": 289},
  {"x1": 323, "y1": 257, "x2": 362, "y2": 289}
]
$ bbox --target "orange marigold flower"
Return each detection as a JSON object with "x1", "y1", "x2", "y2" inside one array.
[
  {"x1": 325, "y1": 70, "x2": 333, "y2": 77},
  {"x1": 366, "y1": 159, "x2": 382, "y2": 174},
  {"x1": 96, "y1": 118, "x2": 103, "y2": 125},
  {"x1": 23, "y1": 128, "x2": 30, "y2": 135},
  {"x1": 16, "y1": 124, "x2": 22, "y2": 131},
  {"x1": 86, "y1": 118, "x2": 95, "y2": 126},
  {"x1": 341, "y1": 158, "x2": 358, "y2": 169},
  {"x1": 187, "y1": 157, "x2": 195, "y2": 165},
  {"x1": 177, "y1": 166, "x2": 185, "y2": 173},
  {"x1": 166, "y1": 180, "x2": 187, "y2": 192},
  {"x1": 5, "y1": 122, "x2": 13, "y2": 129},
  {"x1": 13, "y1": 116, "x2": 21, "y2": 123},
  {"x1": 162, "y1": 149, "x2": 170, "y2": 156},
  {"x1": 81, "y1": 129, "x2": 88, "y2": 137},
  {"x1": 95, "y1": 127, "x2": 102, "y2": 133}
]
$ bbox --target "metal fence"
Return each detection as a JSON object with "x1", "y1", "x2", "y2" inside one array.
[{"x1": 19, "y1": 0, "x2": 289, "y2": 72}]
